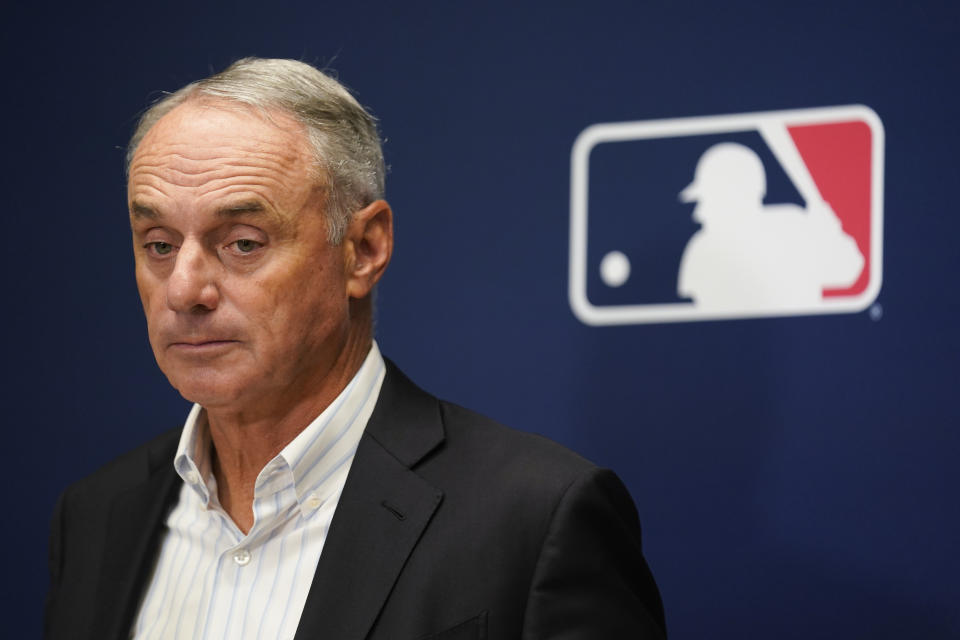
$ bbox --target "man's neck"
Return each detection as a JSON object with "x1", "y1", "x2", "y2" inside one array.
[{"x1": 206, "y1": 325, "x2": 373, "y2": 534}]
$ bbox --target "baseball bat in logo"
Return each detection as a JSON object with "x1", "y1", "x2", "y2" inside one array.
[{"x1": 568, "y1": 105, "x2": 884, "y2": 325}]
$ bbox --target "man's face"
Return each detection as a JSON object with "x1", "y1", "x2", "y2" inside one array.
[{"x1": 128, "y1": 100, "x2": 353, "y2": 412}]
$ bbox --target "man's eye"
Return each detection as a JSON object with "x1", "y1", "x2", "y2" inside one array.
[
  {"x1": 234, "y1": 239, "x2": 261, "y2": 253},
  {"x1": 147, "y1": 241, "x2": 174, "y2": 256}
]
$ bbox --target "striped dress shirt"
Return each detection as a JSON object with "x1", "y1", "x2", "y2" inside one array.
[{"x1": 131, "y1": 343, "x2": 386, "y2": 640}]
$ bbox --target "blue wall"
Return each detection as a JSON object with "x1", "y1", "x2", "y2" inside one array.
[{"x1": 6, "y1": 1, "x2": 958, "y2": 637}]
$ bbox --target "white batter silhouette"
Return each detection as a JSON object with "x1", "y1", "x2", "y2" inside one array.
[{"x1": 678, "y1": 137, "x2": 863, "y2": 312}]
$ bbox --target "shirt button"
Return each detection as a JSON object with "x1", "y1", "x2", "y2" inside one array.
[
  {"x1": 233, "y1": 549, "x2": 251, "y2": 566},
  {"x1": 306, "y1": 494, "x2": 322, "y2": 510},
  {"x1": 185, "y1": 471, "x2": 199, "y2": 485}
]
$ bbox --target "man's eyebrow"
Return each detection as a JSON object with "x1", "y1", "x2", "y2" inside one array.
[
  {"x1": 129, "y1": 199, "x2": 290, "y2": 227},
  {"x1": 130, "y1": 201, "x2": 158, "y2": 220},
  {"x1": 217, "y1": 201, "x2": 267, "y2": 217},
  {"x1": 218, "y1": 200, "x2": 292, "y2": 229}
]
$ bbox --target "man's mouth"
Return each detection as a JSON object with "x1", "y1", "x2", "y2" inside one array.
[{"x1": 168, "y1": 340, "x2": 239, "y2": 352}]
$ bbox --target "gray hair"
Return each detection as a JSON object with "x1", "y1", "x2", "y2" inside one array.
[{"x1": 126, "y1": 57, "x2": 385, "y2": 244}]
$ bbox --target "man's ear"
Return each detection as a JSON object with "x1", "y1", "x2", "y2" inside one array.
[{"x1": 344, "y1": 199, "x2": 393, "y2": 299}]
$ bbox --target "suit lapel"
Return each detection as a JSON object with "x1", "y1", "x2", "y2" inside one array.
[
  {"x1": 294, "y1": 361, "x2": 445, "y2": 640},
  {"x1": 91, "y1": 433, "x2": 181, "y2": 640}
]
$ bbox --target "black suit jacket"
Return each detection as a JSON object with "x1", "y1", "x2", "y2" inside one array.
[{"x1": 45, "y1": 361, "x2": 666, "y2": 639}]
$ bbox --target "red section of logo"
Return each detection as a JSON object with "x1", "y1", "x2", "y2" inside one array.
[{"x1": 788, "y1": 121, "x2": 873, "y2": 297}]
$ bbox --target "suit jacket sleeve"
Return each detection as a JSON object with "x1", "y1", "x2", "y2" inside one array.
[{"x1": 521, "y1": 468, "x2": 666, "y2": 639}]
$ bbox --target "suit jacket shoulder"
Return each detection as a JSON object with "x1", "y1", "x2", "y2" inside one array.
[
  {"x1": 46, "y1": 427, "x2": 181, "y2": 640},
  {"x1": 59, "y1": 426, "x2": 181, "y2": 505},
  {"x1": 321, "y1": 361, "x2": 666, "y2": 638}
]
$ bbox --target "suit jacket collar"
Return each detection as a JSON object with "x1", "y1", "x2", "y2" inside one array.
[
  {"x1": 293, "y1": 359, "x2": 446, "y2": 639},
  {"x1": 93, "y1": 359, "x2": 445, "y2": 640},
  {"x1": 364, "y1": 359, "x2": 446, "y2": 467}
]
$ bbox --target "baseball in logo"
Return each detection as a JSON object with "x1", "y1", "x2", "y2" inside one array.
[{"x1": 569, "y1": 106, "x2": 884, "y2": 325}]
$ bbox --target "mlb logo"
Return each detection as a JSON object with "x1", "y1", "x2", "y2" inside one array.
[{"x1": 568, "y1": 106, "x2": 884, "y2": 325}]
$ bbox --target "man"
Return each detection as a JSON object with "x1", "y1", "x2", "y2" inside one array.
[{"x1": 45, "y1": 58, "x2": 665, "y2": 639}]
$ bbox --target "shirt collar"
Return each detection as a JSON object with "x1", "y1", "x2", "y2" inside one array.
[{"x1": 173, "y1": 341, "x2": 387, "y2": 515}]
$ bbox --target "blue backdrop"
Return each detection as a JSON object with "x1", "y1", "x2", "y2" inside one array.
[{"x1": 5, "y1": 1, "x2": 959, "y2": 637}]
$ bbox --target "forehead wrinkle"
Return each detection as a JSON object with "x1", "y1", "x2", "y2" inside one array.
[
  {"x1": 133, "y1": 161, "x2": 307, "y2": 194},
  {"x1": 152, "y1": 134, "x2": 305, "y2": 164},
  {"x1": 131, "y1": 144, "x2": 308, "y2": 187}
]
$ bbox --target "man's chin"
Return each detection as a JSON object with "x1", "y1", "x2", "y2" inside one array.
[{"x1": 166, "y1": 372, "x2": 249, "y2": 409}]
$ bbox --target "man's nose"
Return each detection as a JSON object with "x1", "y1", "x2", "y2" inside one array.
[{"x1": 166, "y1": 241, "x2": 220, "y2": 313}]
